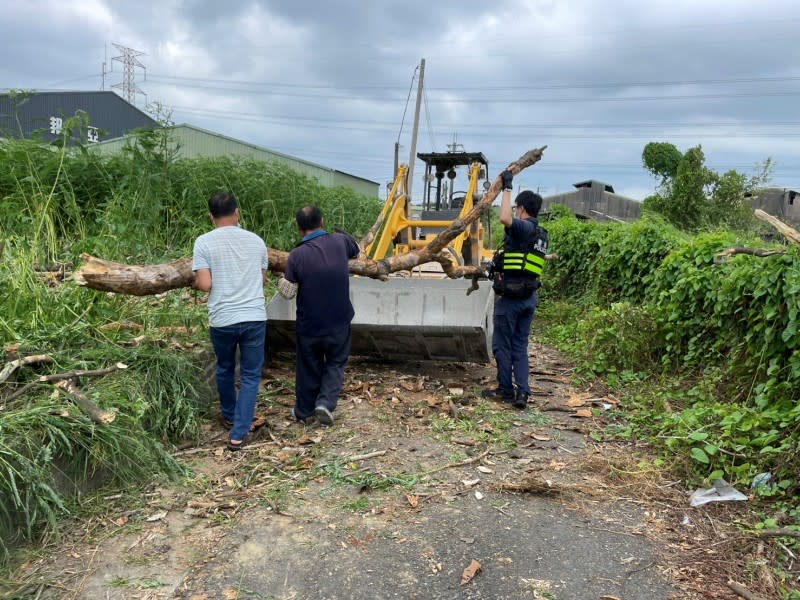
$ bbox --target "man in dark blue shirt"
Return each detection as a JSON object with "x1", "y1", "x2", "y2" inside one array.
[{"x1": 281, "y1": 205, "x2": 360, "y2": 425}]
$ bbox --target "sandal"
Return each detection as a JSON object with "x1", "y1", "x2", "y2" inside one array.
[{"x1": 226, "y1": 438, "x2": 244, "y2": 452}]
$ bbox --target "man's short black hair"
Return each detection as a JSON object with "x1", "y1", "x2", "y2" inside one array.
[
  {"x1": 296, "y1": 205, "x2": 323, "y2": 231},
  {"x1": 208, "y1": 192, "x2": 238, "y2": 218},
  {"x1": 515, "y1": 190, "x2": 543, "y2": 217}
]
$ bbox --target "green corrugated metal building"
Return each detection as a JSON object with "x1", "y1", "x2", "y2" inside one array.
[{"x1": 94, "y1": 123, "x2": 380, "y2": 197}]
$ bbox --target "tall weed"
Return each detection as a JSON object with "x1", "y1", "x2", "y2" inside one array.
[{"x1": 0, "y1": 133, "x2": 381, "y2": 562}]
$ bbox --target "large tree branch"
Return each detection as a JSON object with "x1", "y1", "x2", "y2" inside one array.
[
  {"x1": 0, "y1": 354, "x2": 53, "y2": 384},
  {"x1": 713, "y1": 247, "x2": 786, "y2": 264},
  {"x1": 4, "y1": 363, "x2": 128, "y2": 403},
  {"x1": 55, "y1": 379, "x2": 117, "y2": 425},
  {"x1": 754, "y1": 209, "x2": 800, "y2": 245},
  {"x1": 73, "y1": 147, "x2": 546, "y2": 296},
  {"x1": 713, "y1": 210, "x2": 799, "y2": 264}
]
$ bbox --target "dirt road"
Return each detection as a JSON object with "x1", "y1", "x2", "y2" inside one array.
[{"x1": 16, "y1": 343, "x2": 758, "y2": 599}]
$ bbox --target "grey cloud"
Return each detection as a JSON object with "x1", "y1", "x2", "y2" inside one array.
[{"x1": 3, "y1": 0, "x2": 800, "y2": 195}]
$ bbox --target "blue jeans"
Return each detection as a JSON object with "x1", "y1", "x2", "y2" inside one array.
[
  {"x1": 209, "y1": 321, "x2": 266, "y2": 441},
  {"x1": 492, "y1": 293, "x2": 538, "y2": 396},
  {"x1": 294, "y1": 325, "x2": 351, "y2": 419}
]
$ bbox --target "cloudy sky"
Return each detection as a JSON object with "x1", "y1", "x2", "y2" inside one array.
[{"x1": 3, "y1": 0, "x2": 800, "y2": 201}]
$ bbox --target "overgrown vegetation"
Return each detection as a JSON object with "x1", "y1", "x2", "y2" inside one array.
[
  {"x1": 536, "y1": 202, "x2": 800, "y2": 595},
  {"x1": 537, "y1": 210, "x2": 799, "y2": 497},
  {"x1": 0, "y1": 124, "x2": 381, "y2": 562},
  {"x1": 4, "y1": 115, "x2": 799, "y2": 594}
]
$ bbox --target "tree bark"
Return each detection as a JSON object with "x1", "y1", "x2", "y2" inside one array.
[{"x1": 73, "y1": 147, "x2": 547, "y2": 296}]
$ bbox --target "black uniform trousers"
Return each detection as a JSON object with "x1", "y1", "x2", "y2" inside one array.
[{"x1": 294, "y1": 324, "x2": 352, "y2": 419}]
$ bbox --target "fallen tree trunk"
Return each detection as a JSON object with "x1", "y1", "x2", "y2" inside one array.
[
  {"x1": 754, "y1": 209, "x2": 800, "y2": 245},
  {"x1": 73, "y1": 147, "x2": 547, "y2": 296},
  {"x1": 713, "y1": 210, "x2": 798, "y2": 263}
]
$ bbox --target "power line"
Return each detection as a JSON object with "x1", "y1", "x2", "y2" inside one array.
[
  {"x1": 147, "y1": 72, "x2": 800, "y2": 92},
  {"x1": 171, "y1": 106, "x2": 800, "y2": 138},
  {"x1": 422, "y1": 85, "x2": 436, "y2": 152},
  {"x1": 396, "y1": 65, "x2": 417, "y2": 144},
  {"x1": 148, "y1": 78, "x2": 800, "y2": 103},
  {"x1": 169, "y1": 105, "x2": 800, "y2": 129},
  {"x1": 261, "y1": 146, "x2": 799, "y2": 176}
]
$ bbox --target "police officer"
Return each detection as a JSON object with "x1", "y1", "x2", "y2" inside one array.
[{"x1": 482, "y1": 169, "x2": 548, "y2": 409}]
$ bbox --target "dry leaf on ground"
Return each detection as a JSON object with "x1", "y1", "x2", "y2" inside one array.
[{"x1": 460, "y1": 559, "x2": 482, "y2": 585}]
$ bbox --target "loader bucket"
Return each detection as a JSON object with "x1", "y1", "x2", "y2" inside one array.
[{"x1": 266, "y1": 277, "x2": 495, "y2": 363}]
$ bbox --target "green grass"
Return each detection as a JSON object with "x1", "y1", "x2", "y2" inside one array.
[
  {"x1": 341, "y1": 497, "x2": 371, "y2": 513},
  {"x1": 428, "y1": 400, "x2": 516, "y2": 448},
  {"x1": 0, "y1": 132, "x2": 382, "y2": 565},
  {"x1": 318, "y1": 459, "x2": 419, "y2": 495}
]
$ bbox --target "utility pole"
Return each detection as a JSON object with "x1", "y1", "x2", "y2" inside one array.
[
  {"x1": 100, "y1": 44, "x2": 108, "y2": 91},
  {"x1": 406, "y1": 58, "x2": 425, "y2": 203},
  {"x1": 111, "y1": 43, "x2": 146, "y2": 105}
]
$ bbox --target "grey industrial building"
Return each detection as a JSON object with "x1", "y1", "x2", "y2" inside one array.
[
  {"x1": 93, "y1": 123, "x2": 380, "y2": 198},
  {"x1": 541, "y1": 180, "x2": 800, "y2": 226},
  {"x1": 0, "y1": 90, "x2": 158, "y2": 143},
  {"x1": 542, "y1": 179, "x2": 641, "y2": 222},
  {"x1": 747, "y1": 187, "x2": 800, "y2": 225},
  {"x1": 0, "y1": 90, "x2": 380, "y2": 197}
]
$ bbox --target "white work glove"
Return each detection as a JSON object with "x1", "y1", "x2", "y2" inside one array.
[{"x1": 277, "y1": 277, "x2": 298, "y2": 299}]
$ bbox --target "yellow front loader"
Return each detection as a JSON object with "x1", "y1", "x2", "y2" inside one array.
[
  {"x1": 367, "y1": 151, "x2": 495, "y2": 269},
  {"x1": 267, "y1": 150, "x2": 497, "y2": 362}
]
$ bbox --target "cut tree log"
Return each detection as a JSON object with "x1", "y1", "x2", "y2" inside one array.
[
  {"x1": 725, "y1": 580, "x2": 768, "y2": 600},
  {"x1": 754, "y1": 209, "x2": 800, "y2": 245},
  {"x1": 73, "y1": 147, "x2": 547, "y2": 296}
]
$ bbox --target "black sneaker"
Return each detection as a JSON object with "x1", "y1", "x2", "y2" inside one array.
[
  {"x1": 481, "y1": 387, "x2": 515, "y2": 403},
  {"x1": 290, "y1": 407, "x2": 314, "y2": 424},
  {"x1": 314, "y1": 405, "x2": 334, "y2": 426},
  {"x1": 513, "y1": 390, "x2": 529, "y2": 410}
]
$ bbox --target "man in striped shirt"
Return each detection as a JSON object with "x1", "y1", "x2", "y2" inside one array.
[{"x1": 192, "y1": 192, "x2": 268, "y2": 451}]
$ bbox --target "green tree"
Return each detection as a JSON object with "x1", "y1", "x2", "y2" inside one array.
[
  {"x1": 641, "y1": 141, "x2": 683, "y2": 184},
  {"x1": 641, "y1": 142, "x2": 771, "y2": 232}
]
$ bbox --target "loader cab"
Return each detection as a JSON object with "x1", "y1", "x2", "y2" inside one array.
[
  {"x1": 418, "y1": 151, "x2": 488, "y2": 213},
  {"x1": 414, "y1": 151, "x2": 490, "y2": 266},
  {"x1": 365, "y1": 149, "x2": 493, "y2": 268}
]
